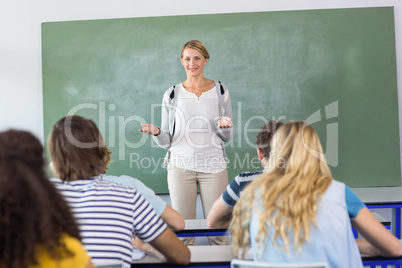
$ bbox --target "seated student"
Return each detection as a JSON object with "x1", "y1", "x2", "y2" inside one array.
[
  {"x1": 231, "y1": 121, "x2": 401, "y2": 267},
  {"x1": 207, "y1": 120, "x2": 283, "y2": 228},
  {"x1": 0, "y1": 129, "x2": 95, "y2": 268},
  {"x1": 48, "y1": 115, "x2": 190, "y2": 267}
]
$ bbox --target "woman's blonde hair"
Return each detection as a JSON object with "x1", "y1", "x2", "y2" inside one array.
[
  {"x1": 48, "y1": 115, "x2": 111, "y2": 181},
  {"x1": 230, "y1": 121, "x2": 332, "y2": 258},
  {"x1": 181, "y1": 40, "x2": 210, "y2": 59}
]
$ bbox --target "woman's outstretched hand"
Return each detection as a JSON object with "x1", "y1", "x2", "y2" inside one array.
[
  {"x1": 217, "y1": 117, "x2": 233, "y2": 128},
  {"x1": 139, "y1": 124, "x2": 161, "y2": 136}
]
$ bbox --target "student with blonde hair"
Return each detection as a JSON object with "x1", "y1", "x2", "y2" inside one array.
[{"x1": 231, "y1": 121, "x2": 401, "y2": 267}]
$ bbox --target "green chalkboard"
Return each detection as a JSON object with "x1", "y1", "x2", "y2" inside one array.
[{"x1": 42, "y1": 7, "x2": 400, "y2": 192}]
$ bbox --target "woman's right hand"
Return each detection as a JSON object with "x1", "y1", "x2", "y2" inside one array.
[{"x1": 139, "y1": 123, "x2": 161, "y2": 136}]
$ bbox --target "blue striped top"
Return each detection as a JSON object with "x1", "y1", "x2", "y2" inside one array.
[
  {"x1": 221, "y1": 170, "x2": 264, "y2": 207},
  {"x1": 50, "y1": 176, "x2": 167, "y2": 268},
  {"x1": 221, "y1": 170, "x2": 365, "y2": 219}
]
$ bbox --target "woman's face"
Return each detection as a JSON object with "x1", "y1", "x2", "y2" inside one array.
[{"x1": 181, "y1": 48, "x2": 208, "y2": 77}]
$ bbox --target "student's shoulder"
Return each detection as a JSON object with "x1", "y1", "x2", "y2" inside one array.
[
  {"x1": 95, "y1": 177, "x2": 140, "y2": 194},
  {"x1": 229, "y1": 170, "x2": 264, "y2": 190},
  {"x1": 325, "y1": 180, "x2": 347, "y2": 198},
  {"x1": 96, "y1": 178, "x2": 134, "y2": 188},
  {"x1": 235, "y1": 170, "x2": 264, "y2": 182},
  {"x1": 102, "y1": 174, "x2": 141, "y2": 187},
  {"x1": 49, "y1": 177, "x2": 62, "y2": 183}
]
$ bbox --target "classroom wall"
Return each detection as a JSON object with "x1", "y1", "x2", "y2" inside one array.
[{"x1": 1, "y1": 0, "x2": 401, "y2": 182}]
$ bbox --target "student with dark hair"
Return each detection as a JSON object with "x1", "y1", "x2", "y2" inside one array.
[
  {"x1": 0, "y1": 129, "x2": 95, "y2": 268},
  {"x1": 207, "y1": 120, "x2": 283, "y2": 228},
  {"x1": 48, "y1": 115, "x2": 190, "y2": 267}
]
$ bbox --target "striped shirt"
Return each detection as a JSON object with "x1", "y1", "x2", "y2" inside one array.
[
  {"x1": 221, "y1": 170, "x2": 264, "y2": 208},
  {"x1": 50, "y1": 176, "x2": 167, "y2": 268}
]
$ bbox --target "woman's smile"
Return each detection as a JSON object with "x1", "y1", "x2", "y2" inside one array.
[{"x1": 181, "y1": 48, "x2": 208, "y2": 76}]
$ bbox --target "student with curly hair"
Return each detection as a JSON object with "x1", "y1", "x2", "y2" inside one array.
[
  {"x1": 48, "y1": 115, "x2": 190, "y2": 267},
  {"x1": 0, "y1": 129, "x2": 95, "y2": 268},
  {"x1": 231, "y1": 121, "x2": 401, "y2": 267}
]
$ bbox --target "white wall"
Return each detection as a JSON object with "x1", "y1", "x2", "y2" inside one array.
[{"x1": 1, "y1": 0, "x2": 401, "y2": 146}]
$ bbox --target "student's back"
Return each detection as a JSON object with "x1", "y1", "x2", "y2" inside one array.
[
  {"x1": 231, "y1": 121, "x2": 401, "y2": 268},
  {"x1": 0, "y1": 129, "x2": 94, "y2": 268},
  {"x1": 48, "y1": 115, "x2": 190, "y2": 267},
  {"x1": 249, "y1": 180, "x2": 361, "y2": 266},
  {"x1": 50, "y1": 175, "x2": 167, "y2": 266}
]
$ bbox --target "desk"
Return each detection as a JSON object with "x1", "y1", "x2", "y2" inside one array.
[
  {"x1": 361, "y1": 239, "x2": 402, "y2": 267},
  {"x1": 361, "y1": 254, "x2": 402, "y2": 267},
  {"x1": 132, "y1": 244, "x2": 402, "y2": 268},
  {"x1": 352, "y1": 186, "x2": 402, "y2": 238},
  {"x1": 132, "y1": 245, "x2": 233, "y2": 267},
  {"x1": 176, "y1": 219, "x2": 228, "y2": 237},
  {"x1": 179, "y1": 215, "x2": 391, "y2": 240}
]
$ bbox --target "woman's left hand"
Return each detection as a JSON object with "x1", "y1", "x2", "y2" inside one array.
[{"x1": 217, "y1": 117, "x2": 233, "y2": 128}]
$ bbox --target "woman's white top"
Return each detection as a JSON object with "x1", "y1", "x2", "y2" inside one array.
[{"x1": 169, "y1": 84, "x2": 226, "y2": 173}]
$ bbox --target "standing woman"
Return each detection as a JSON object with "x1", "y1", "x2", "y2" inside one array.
[{"x1": 140, "y1": 40, "x2": 234, "y2": 234}]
